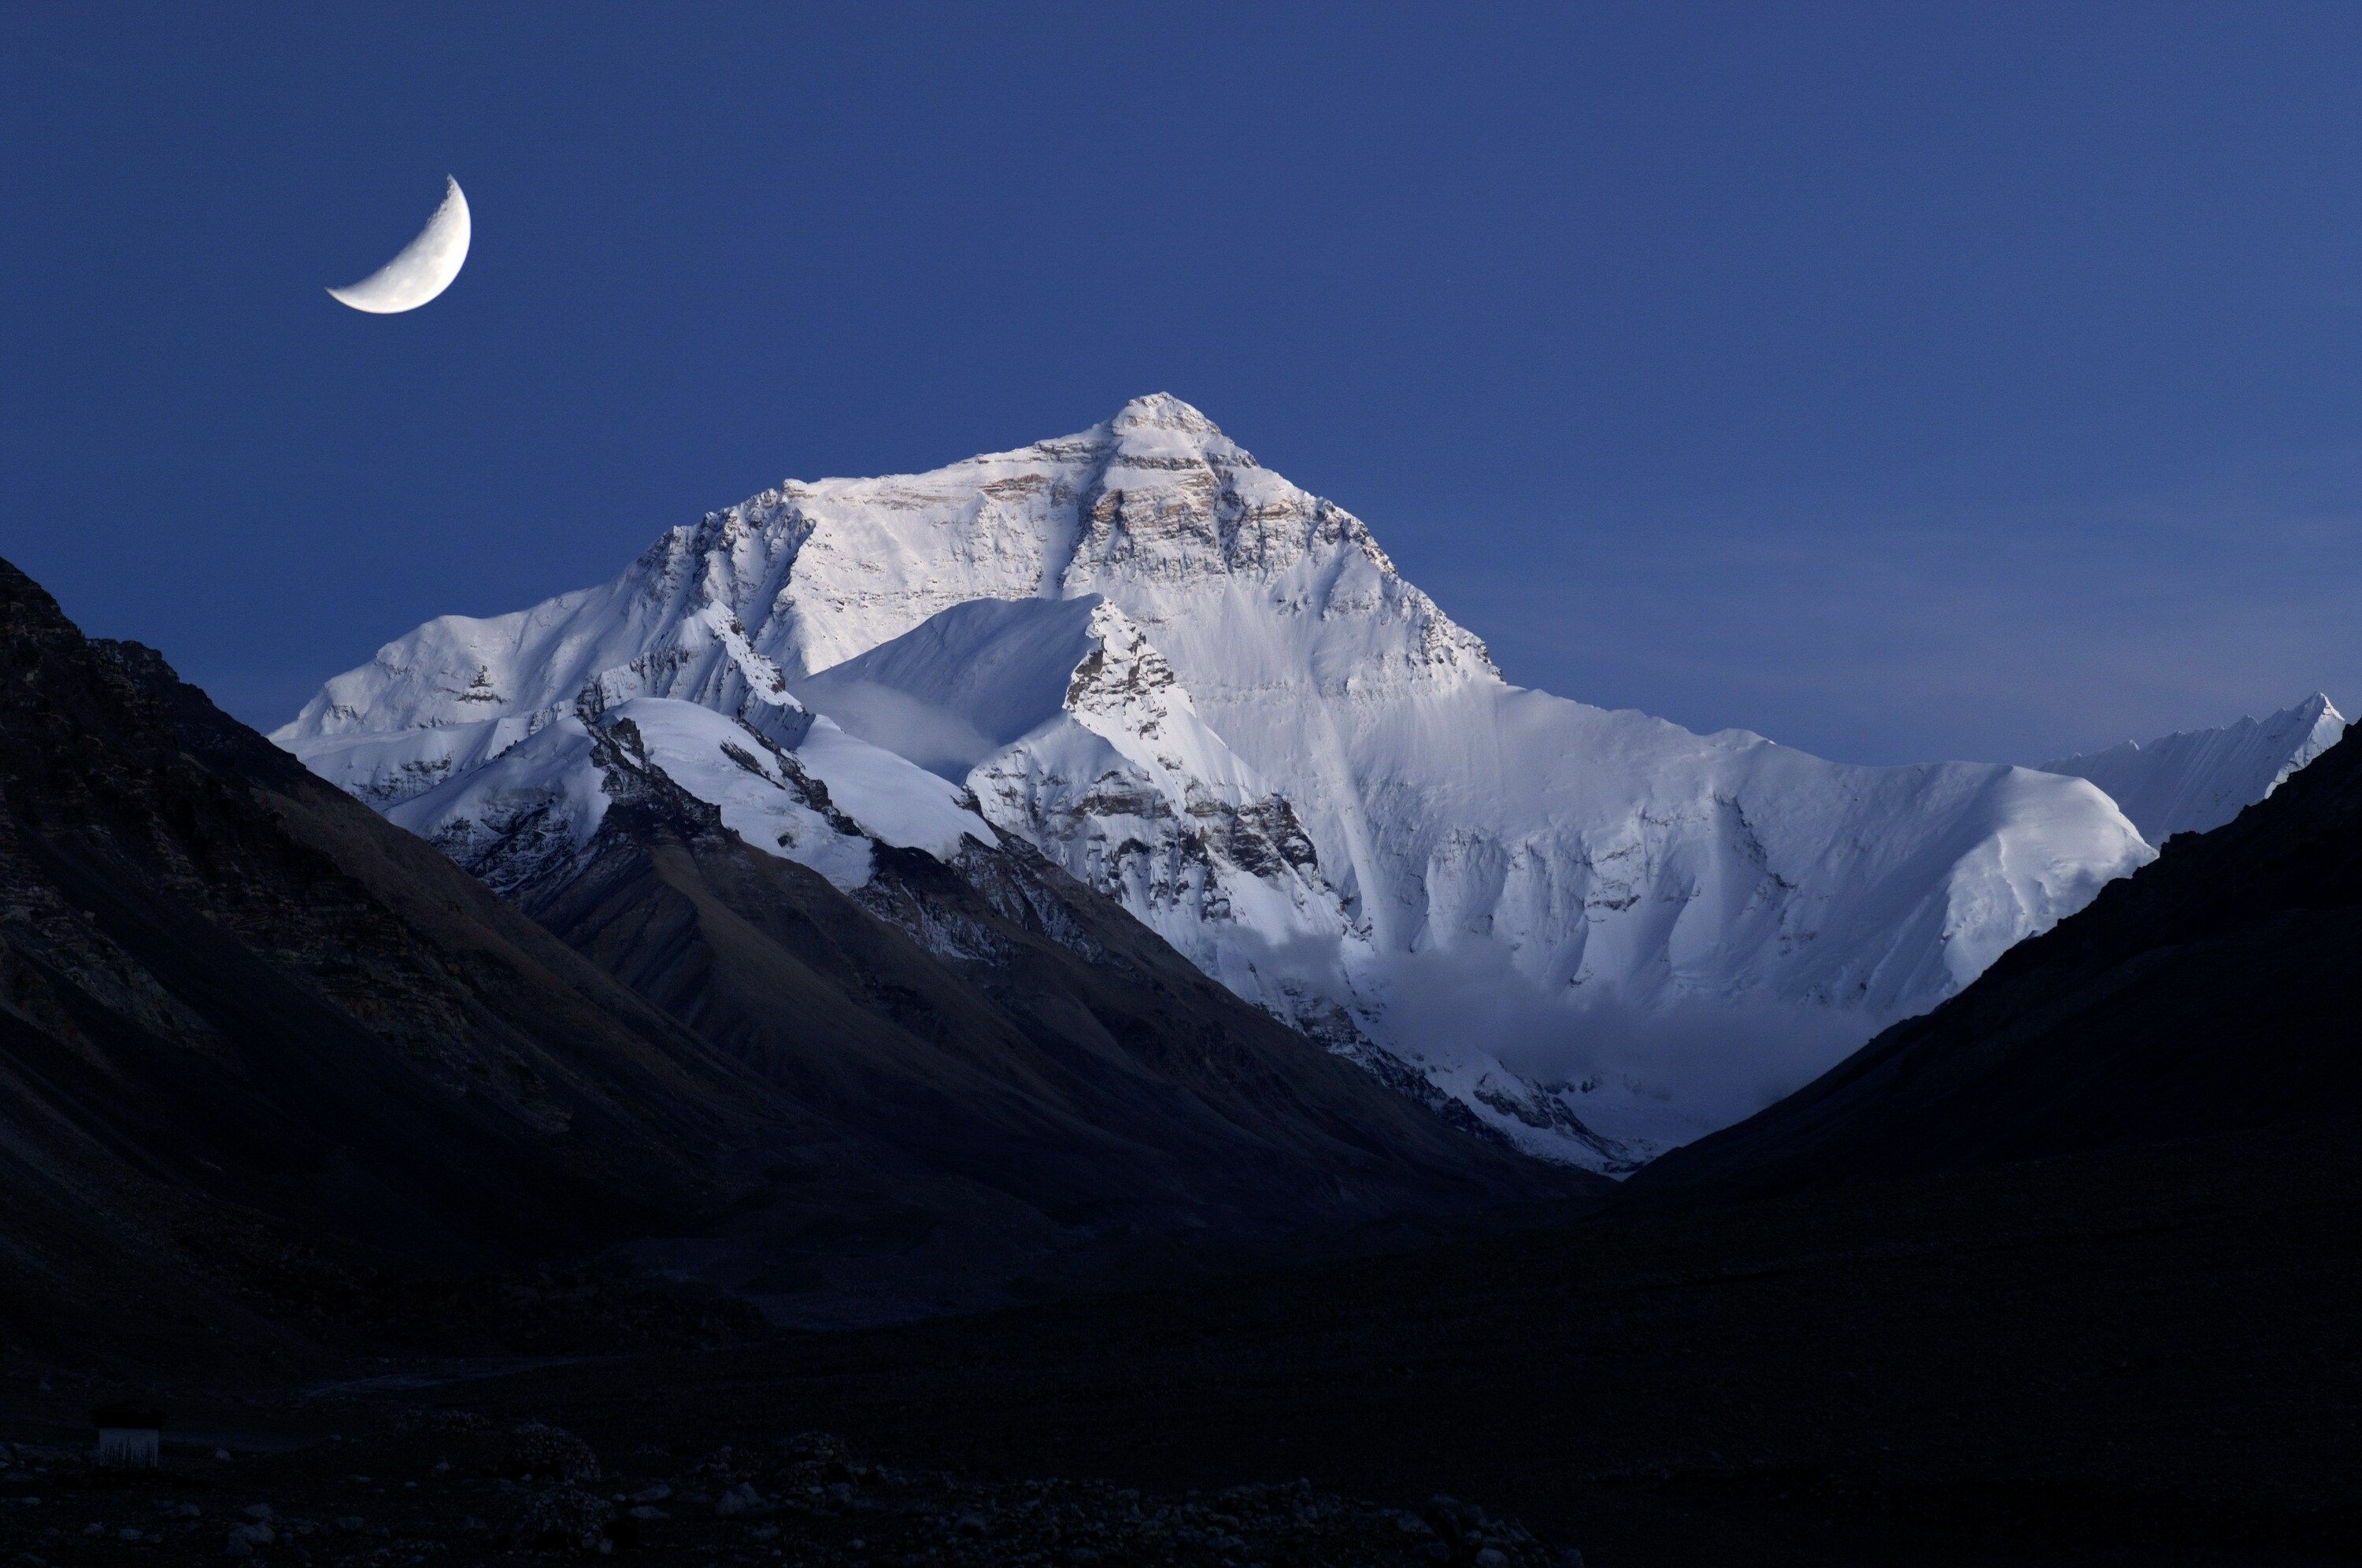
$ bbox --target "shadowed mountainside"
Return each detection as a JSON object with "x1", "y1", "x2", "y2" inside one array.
[
  {"x1": 505, "y1": 730, "x2": 1581, "y2": 1321},
  {"x1": 300, "y1": 1124, "x2": 2354, "y2": 1567},
  {"x1": 0, "y1": 556, "x2": 1564, "y2": 1370}
]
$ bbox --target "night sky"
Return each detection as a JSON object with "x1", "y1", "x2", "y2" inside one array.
[{"x1": 6, "y1": 2, "x2": 2358, "y2": 764}]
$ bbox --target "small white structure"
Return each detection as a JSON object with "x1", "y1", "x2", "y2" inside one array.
[{"x1": 93, "y1": 1405, "x2": 163, "y2": 1470}]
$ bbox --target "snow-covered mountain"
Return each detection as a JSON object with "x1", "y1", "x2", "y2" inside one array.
[
  {"x1": 277, "y1": 394, "x2": 2153, "y2": 1170},
  {"x1": 2039, "y1": 693, "x2": 2346, "y2": 845}
]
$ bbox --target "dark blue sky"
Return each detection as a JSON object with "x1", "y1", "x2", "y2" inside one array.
[{"x1": 6, "y1": 3, "x2": 2358, "y2": 764}]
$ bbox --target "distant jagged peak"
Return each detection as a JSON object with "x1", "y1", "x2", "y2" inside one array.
[
  {"x1": 2045, "y1": 690, "x2": 2345, "y2": 767},
  {"x1": 2040, "y1": 690, "x2": 2349, "y2": 845},
  {"x1": 2292, "y1": 689, "x2": 2344, "y2": 729},
  {"x1": 2273, "y1": 688, "x2": 2345, "y2": 763},
  {"x1": 2271, "y1": 692, "x2": 2346, "y2": 773}
]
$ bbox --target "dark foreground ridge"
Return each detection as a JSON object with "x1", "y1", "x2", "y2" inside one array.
[{"x1": 4, "y1": 1122, "x2": 2349, "y2": 1566}]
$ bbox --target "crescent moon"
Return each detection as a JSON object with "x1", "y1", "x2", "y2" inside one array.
[{"x1": 328, "y1": 176, "x2": 471, "y2": 313}]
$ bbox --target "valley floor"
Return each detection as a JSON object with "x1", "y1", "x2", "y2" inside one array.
[{"x1": 6, "y1": 1126, "x2": 2353, "y2": 1566}]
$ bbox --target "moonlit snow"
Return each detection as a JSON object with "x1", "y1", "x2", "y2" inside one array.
[
  {"x1": 280, "y1": 395, "x2": 2178, "y2": 1170},
  {"x1": 2039, "y1": 693, "x2": 2345, "y2": 845}
]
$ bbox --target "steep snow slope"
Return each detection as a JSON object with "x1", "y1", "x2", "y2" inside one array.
[
  {"x1": 794, "y1": 596, "x2": 1372, "y2": 1037},
  {"x1": 381, "y1": 688, "x2": 998, "y2": 906},
  {"x1": 2040, "y1": 693, "x2": 2345, "y2": 844},
  {"x1": 278, "y1": 395, "x2": 2153, "y2": 1168}
]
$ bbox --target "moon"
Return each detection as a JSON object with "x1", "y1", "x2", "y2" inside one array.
[{"x1": 328, "y1": 176, "x2": 471, "y2": 313}]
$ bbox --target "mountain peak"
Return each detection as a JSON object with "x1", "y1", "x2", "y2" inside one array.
[
  {"x1": 1110, "y1": 391, "x2": 1218, "y2": 434},
  {"x1": 2296, "y1": 691, "x2": 2342, "y2": 723},
  {"x1": 1100, "y1": 393, "x2": 1256, "y2": 467}
]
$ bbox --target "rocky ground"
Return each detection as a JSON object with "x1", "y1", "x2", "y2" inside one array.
[
  {"x1": 4, "y1": 1127, "x2": 2350, "y2": 1566},
  {"x1": 0, "y1": 1418, "x2": 1579, "y2": 1566}
]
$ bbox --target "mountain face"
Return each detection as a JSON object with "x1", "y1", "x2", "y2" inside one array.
[
  {"x1": 277, "y1": 394, "x2": 2153, "y2": 1169},
  {"x1": 515, "y1": 764, "x2": 1566, "y2": 1319},
  {"x1": 372, "y1": 668, "x2": 1554, "y2": 1227},
  {"x1": 0, "y1": 556, "x2": 1554, "y2": 1357},
  {"x1": 794, "y1": 596, "x2": 1365, "y2": 1050},
  {"x1": 1627, "y1": 722, "x2": 2362, "y2": 1204},
  {"x1": 2041, "y1": 693, "x2": 2346, "y2": 844}
]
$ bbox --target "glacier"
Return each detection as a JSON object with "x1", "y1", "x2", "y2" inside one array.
[
  {"x1": 2039, "y1": 693, "x2": 2345, "y2": 845},
  {"x1": 277, "y1": 394, "x2": 2158, "y2": 1170}
]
